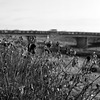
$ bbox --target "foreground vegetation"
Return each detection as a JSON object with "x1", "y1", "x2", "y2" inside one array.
[{"x1": 0, "y1": 35, "x2": 100, "y2": 100}]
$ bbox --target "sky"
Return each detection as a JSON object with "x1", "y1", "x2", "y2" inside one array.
[{"x1": 0, "y1": 0, "x2": 100, "y2": 32}]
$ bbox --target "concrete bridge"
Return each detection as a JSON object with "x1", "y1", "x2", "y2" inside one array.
[{"x1": 0, "y1": 30, "x2": 100, "y2": 48}]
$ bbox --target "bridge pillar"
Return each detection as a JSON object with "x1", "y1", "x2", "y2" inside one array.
[{"x1": 76, "y1": 37, "x2": 88, "y2": 48}]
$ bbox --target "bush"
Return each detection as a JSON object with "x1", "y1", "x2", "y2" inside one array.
[{"x1": 0, "y1": 35, "x2": 100, "y2": 100}]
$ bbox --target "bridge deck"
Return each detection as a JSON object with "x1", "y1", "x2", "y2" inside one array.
[{"x1": 0, "y1": 30, "x2": 100, "y2": 37}]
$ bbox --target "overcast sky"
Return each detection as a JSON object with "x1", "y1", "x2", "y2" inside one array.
[{"x1": 0, "y1": 0, "x2": 100, "y2": 32}]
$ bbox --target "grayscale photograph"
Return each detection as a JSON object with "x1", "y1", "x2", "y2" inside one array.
[{"x1": 0, "y1": 0, "x2": 100, "y2": 100}]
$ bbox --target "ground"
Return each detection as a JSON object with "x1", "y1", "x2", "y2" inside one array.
[{"x1": 0, "y1": 35, "x2": 100, "y2": 100}]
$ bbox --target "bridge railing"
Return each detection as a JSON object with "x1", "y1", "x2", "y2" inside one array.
[{"x1": 0, "y1": 30, "x2": 100, "y2": 37}]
